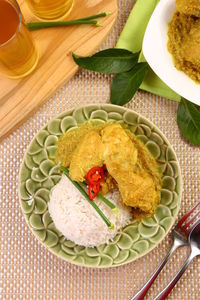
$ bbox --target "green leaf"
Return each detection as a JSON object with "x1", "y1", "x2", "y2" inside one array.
[
  {"x1": 72, "y1": 49, "x2": 140, "y2": 74},
  {"x1": 110, "y1": 62, "x2": 148, "y2": 105},
  {"x1": 177, "y1": 98, "x2": 200, "y2": 146}
]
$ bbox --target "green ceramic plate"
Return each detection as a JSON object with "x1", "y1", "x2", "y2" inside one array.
[{"x1": 19, "y1": 104, "x2": 182, "y2": 268}]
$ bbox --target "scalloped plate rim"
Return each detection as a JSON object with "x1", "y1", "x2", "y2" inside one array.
[{"x1": 18, "y1": 103, "x2": 182, "y2": 268}]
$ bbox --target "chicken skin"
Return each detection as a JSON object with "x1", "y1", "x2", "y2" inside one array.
[
  {"x1": 69, "y1": 131, "x2": 104, "y2": 182},
  {"x1": 101, "y1": 124, "x2": 160, "y2": 216},
  {"x1": 101, "y1": 124, "x2": 138, "y2": 171},
  {"x1": 68, "y1": 123, "x2": 161, "y2": 217}
]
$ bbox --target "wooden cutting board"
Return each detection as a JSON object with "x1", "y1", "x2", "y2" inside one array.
[{"x1": 0, "y1": 0, "x2": 117, "y2": 141}]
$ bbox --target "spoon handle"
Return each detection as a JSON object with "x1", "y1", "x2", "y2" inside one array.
[
  {"x1": 130, "y1": 241, "x2": 180, "y2": 300},
  {"x1": 154, "y1": 252, "x2": 195, "y2": 300}
]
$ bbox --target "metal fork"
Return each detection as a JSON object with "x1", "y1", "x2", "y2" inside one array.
[
  {"x1": 155, "y1": 218, "x2": 200, "y2": 299},
  {"x1": 131, "y1": 200, "x2": 200, "y2": 300}
]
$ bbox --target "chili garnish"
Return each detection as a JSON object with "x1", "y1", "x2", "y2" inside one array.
[
  {"x1": 87, "y1": 166, "x2": 104, "y2": 184},
  {"x1": 88, "y1": 182, "x2": 100, "y2": 200},
  {"x1": 86, "y1": 166, "x2": 104, "y2": 200}
]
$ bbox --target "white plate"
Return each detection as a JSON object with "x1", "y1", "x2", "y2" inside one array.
[{"x1": 143, "y1": 0, "x2": 200, "y2": 106}]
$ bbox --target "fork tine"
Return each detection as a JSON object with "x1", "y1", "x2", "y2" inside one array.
[
  {"x1": 177, "y1": 199, "x2": 200, "y2": 228},
  {"x1": 181, "y1": 209, "x2": 200, "y2": 232}
]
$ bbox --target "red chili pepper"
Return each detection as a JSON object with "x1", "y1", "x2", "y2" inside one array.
[
  {"x1": 86, "y1": 166, "x2": 104, "y2": 200},
  {"x1": 88, "y1": 182, "x2": 100, "y2": 200},
  {"x1": 87, "y1": 166, "x2": 104, "y2": 184}
]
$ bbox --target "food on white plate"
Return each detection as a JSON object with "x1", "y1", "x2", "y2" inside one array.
[
  {"x1": 168, "y1": 0, "x2": 200, "y2": 83},
  {"x1": 176, "y1": 0, "x2": 200, "y2": 17}
]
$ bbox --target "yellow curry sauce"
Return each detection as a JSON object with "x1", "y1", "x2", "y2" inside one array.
[
  {"x1": 56, "y1": 121, "x2": 162, "y2": 219},
  {"x1": 56, "y1": 121, "x2": 106, "y2": 167},
  {"x1": 168, "y1": 0, "x2": 200, "y2": 83}
]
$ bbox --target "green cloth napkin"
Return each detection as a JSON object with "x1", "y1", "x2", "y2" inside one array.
[{"x1": 116, "y1": 0, "x2": 181, "y2": 102}]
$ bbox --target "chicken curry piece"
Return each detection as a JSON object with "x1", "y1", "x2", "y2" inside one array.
[
  {"x1": 69, "y1": 131, "x2": 104, "y2": 182},
  {"x1": 56, "y1": 122, "x2": 162, "y2": 218},
  {"x1": 101, "y1": 124, "x2": 161, "y2": 218},
  {"x1": 168, "y1": 0, "x2": 200, "y2": 83}
]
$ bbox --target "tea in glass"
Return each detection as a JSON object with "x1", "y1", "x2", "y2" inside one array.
[
  {"x1": 26, "y1": 0, "x2": 74, "y2": 20},
  {"x1": 0, "y1": 0, "x2": 38, "y2": 78}
]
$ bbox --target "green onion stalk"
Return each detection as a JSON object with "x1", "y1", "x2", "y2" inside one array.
[
  {"x1": 81, "y1": 181, "x2": 119, "y2": 216},
  {"x1": 27, "y1": 12, "x2": 110, "y2": 31},
  {"x1": 60, "y1": 166, "x2": 114, "y2": 229}
]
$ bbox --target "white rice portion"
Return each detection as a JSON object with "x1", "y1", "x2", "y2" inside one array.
[{"x1": 48, "y1": 174, "x2": 132, "y2": 247}]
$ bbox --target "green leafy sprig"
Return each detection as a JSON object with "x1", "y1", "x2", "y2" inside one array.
[
  {"x1": 72, "y1": 48, "x2": 148, "y2": 105},
  {"x1": 177, "y1": 98, "x2": 200, "y2": 146},
  {"x1": 110, "y1": 62, "x2": 148, "y2": 105},
  {"x1": 72, "y1": 48, "x2": 200, "y2": 146}
]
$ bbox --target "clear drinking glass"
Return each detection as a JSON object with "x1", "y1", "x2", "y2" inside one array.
[
  {"x1": 0, "y1": 0, "x2": 38, "y2": 79},
  {"x1": 26, "y1": 0, "x2": 74, "y2": 21}
]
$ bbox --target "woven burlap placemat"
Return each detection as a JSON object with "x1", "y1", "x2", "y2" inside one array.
[{"x1": 0, "y1": 1, "x2": 200, "y2": 299}]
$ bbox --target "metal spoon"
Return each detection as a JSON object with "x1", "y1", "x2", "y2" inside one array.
[{"x1": 155, "y1": 219, "x2": 200, "y2": 300}]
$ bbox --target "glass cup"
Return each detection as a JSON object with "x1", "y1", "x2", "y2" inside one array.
[
  {"x1": 26, "y1": 0, "x2": 74, "y2": 21},
  {"x1": 0, "y1": 0, "x2": 38, "y2": 79}
]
